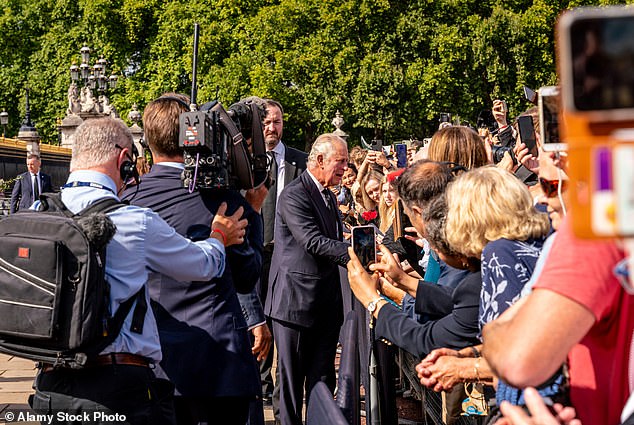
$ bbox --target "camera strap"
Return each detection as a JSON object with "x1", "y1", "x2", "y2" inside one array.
[
  {"x1": 212, "y1": 103, "x2": 243, "y2": 146},
  {"x1": 211, "y1": 102, "x2": 254, "y2": 190}
]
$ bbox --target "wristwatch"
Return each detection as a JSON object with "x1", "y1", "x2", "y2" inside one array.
[{"x1": 367, "y1": 297, "x2": 384, "y2": 314}]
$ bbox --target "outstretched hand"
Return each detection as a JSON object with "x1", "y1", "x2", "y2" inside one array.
[{"x1": 211, "y1": 202, "x2": 248, "y2": 246}]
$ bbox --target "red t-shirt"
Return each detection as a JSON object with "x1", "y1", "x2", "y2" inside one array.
[{"x1": 534, "y1": 218, "x2": 634, "y2": 425}]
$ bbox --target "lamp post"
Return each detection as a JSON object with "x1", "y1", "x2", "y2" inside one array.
[
  {"x1": 69, "y1": 45, "x2": 118, "y2": 115},
  {"x1": 0, "y1": 110, "x2": 8, "y2": 139},
  {"x1": 71, "y1": 45, "x2": 118, "y2": 91}
]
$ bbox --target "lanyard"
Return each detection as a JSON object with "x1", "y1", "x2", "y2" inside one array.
[{"x1": 62, "y1": 181, "x2": 116, "y2": 195}]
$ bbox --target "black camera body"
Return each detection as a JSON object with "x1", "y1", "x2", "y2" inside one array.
[
  {"x1": 491, "y1": 144, "x2": 515, "y2": 164},
  {"x1": 178, "y1": 23, "x2": 269, "y2": 192},
  {"x1": 180, "y1": 109, "x2": 230, "y2": 189}
]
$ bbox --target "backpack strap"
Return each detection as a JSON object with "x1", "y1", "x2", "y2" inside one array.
[
  {"x1": 38, "y1": 193, "x2": 73, "y2": 217},
  {"x1": 76, "y1": 197, "x2": 124, "y2": 217},
  {"x1": 84, "y1": 286, "x2": 147, "y2": 358},
  {"x1": 38, "y1": 193, "x2": 124, "y2": 217}
]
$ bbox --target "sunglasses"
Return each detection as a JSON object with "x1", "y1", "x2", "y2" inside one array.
[{"x1": 539, "y1": 177, "x2": 567, "y2": 198}]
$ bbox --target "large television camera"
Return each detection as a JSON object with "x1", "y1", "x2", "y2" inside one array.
[{"x1": 178, "y1": 24, "x2": 269, "y2": 191}]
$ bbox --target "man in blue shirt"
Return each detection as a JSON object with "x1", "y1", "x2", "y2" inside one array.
[
  {"x1": 30, "y1": 117, "x2": 247, "y2": 425},
  {"x1": 123, "y1": 94, "x2": 263, "y2": 425}
]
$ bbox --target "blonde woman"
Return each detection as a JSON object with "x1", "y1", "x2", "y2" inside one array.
[
  {"x1": 378, "y1": 174, "x2": 398, "y2": 234},
  {"x1": 443, "y1": 166, "x2": 559, "y2": 410}
]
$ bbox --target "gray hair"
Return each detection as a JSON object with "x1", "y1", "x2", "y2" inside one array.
[
  {"x1": 422, "y1": 194, "x2": 459, "y2": 258},
  {"x1": 307, "y1": 133, "x2": 347, "y2": 167},
  {"x1": 70, "y1": 117, "x2": 133, "y2": 171}
]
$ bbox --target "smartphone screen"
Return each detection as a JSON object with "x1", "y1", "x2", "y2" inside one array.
[
  {"x1": 523, "y1": 86, "x2": 537, "y2": 104},
  {"x1": 395, "y1": 143, "x2": 408, "y2": 168},
  {"x1": 351, "y1": 225, "x2": 376, "y2": 271},
  {"x1": 517, "y1": 116, "x2": 538, "y2": 157},
  {"x1": 539, "y1": 86, "x2": 565, "y2": 151},
  {"x1": 370, "y1": 139, "x2": 382, "y2": 152},
  {"x1": 569, "y1": 15, "x2": 634, "y2": 111}
]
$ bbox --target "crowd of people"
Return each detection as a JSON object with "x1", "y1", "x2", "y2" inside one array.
[{"x1": 5, "y1": 86, "x2": 633, "y2": 425}]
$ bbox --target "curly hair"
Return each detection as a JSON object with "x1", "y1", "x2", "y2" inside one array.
[{"x1": 445, "y1": 166, "x2": 550, "y2": 258}]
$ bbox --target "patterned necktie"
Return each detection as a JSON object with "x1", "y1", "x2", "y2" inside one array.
[{"x1": 322, "y1": 188, "x2": 333, "y2": 210}]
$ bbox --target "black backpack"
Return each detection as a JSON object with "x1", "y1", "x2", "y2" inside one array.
[{"x1": 0, "y1": 193, "x2": 146, "y2": 367}]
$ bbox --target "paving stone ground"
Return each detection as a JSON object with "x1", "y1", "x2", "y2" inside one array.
[{"x1": 0, "y1": 353, "x2": 276, "y2": 424}]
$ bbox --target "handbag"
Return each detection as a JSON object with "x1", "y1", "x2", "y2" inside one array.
[{"x1": 462, "y1": 382, "x2": 490, "y2": 416}]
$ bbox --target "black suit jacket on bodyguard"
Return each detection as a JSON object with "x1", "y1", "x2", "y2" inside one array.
[
  {"x1": 10, "y1": 171, "x2": 52, "y2": 213},
  {"x1": 122, "y1": 164, "x2": 260, "y2": 398},
  {"x1": 265, "y1": 171, "x2": 349, "y2": 329},
  {"x1": 262, "y1": 145, "x2": 308, "y2": 246}
]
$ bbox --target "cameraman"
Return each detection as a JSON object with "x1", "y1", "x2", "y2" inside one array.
[
  {"x1": 31, "y1": 117, "x2": 246, "y2": 425},
  {"x1": 122, "y1": 94, "x2": 262, "y2": 425}
]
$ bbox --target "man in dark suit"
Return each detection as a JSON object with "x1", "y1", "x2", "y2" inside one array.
[
  {"x1": 122, "y1": 94, "x2": 261, "y2": 425},
  {"x1": 10, "y1": 154, "x2": 52, "y2": 213},
  {"x1": 265, "y1": 133, "x2": 350, "y2": 425},
  {"x1": 259, "y1": 99, "x2": 307, "y2": 404}
]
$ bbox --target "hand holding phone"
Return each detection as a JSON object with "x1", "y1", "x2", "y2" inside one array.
[
  {"x1": 492, "y1": 100, "x2": 508, "y2": 126},
  {"x1": 517, "y1": 115, "x2": 539, "y2": 158},
  {"x1": 351, "y1": 225, "x2": 377, "y2": 271}
]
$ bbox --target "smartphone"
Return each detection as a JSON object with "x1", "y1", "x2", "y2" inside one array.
[
  {"x1": 351, "y1": 225, "x2": 376, "y2": 271},
  {"x1": 439, "y1": 113, "x2": 452, "y2": 123},
  {"x1": 517, "y1": 115, "x2": 538, "y2": 157},
  {"x1": 539, "y1": 86, "x2": 565, "y2": 152},
  {"x1": 559, "y1": 8, "x2": 634, "y2": 121},
  {"x1": 370, "y1": 139, "x2": 382, "y2": 152},
  {"x1": 395, "y1": 143, "x2": 408, "y2": 168},
  {"x1": 523, "y1": 86, "x2": 537, "y2": 105}
]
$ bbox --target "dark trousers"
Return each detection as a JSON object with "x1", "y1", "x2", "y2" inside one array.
[
  {"x1": 258, "y1": 246, "x2": 275, "y2": 397},
  {"x1": 173, "y1": 396, "x2": 250, "y2": 425},
  {"x1": 272, "y1": 319, "x2": 341, "y2": 425},
  {"x1": 31, "y1": 364, "x2": 175, "y2": 425}
]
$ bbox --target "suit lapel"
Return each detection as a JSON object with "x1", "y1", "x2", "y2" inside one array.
[
  {"x1": 284, "y1": 152, "x2": 298, "y2": 187},
  {"x1": 302, "y1": 173, "x2": 338, "y2": 239}
]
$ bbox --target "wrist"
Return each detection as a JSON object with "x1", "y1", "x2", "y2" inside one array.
[{"x1": 211, "y1": 228, "x2": 227, "y2": 245}]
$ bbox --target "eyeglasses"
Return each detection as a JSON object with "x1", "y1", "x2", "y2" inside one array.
[{"x1": 539, "y1": 177, "x2": 567, "y2": 198}]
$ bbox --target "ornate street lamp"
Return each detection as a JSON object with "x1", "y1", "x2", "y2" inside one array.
[
  {"x1": 80, "y1": 45, "x2": 91, "y2": 63},
  {"x1": 0, "y1": 110, "x2": 8, "y2": 138},
  {"x1": 67, "y1": 46, "x2": 119, "y2": 117},
  {"x1": 80, "y1": 62, "x2": 90, "y2": 80},
  {"x1": 70, "y1": 64, "x2": 79, "y2": 82},
  {"x1": 109, "y1": 74, "x2": 118, "y2": 90}
]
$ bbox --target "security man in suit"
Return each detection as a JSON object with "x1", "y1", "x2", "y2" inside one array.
[
  {"x1": 122, "y1": 94, "x2": 262, "y2": 425},
  {"x1": 10, "y1": 153, "x2": 52, "y2": 213},
  {"x1": 259, "y1": 99, "x2": 308, "y2": 405},
  {"x1": 265, "y1": 133, "x2": 350, "y2": 425}
]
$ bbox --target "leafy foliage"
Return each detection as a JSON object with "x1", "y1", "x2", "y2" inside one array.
[{"x1": 0, "y1": 0, "x2": 625, "y2": 148}]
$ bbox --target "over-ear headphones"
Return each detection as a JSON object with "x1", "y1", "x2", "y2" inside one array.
[
  {"x1": 154, "y1": 96, "x2": 190, "y2": 111},
  {"x1": 115, "y1": 143, "x2": 140, "y2": 184}
]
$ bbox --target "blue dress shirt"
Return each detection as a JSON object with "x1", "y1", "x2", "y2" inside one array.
[{"x1": 60, "y1": 170, "x2": 226, "y2": 362}]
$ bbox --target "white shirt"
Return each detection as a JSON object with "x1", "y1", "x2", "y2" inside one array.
[
  {"x1": 270, "y1": 141, "x2": 286, "y2": 200},
  {"x1": 306, "y1": 169, "x2": 330, "y2": 208}
]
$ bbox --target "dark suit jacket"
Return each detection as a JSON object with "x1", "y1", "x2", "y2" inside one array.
[
  {"x1": 375, "y1": 271, "x2": 483, "y2": 358},
  {"x1": 10, "y1": 171, "x2": 52, "y2": 213},
  {"x1": 122, "y1": 164, "x2": 260, "y2": 398},
  {"x1": 265, "y1": 171, "x2": 350, "y2": 328},
  {"x1": 262, "y1": 144, "x2": 308, "y2": 246}
]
